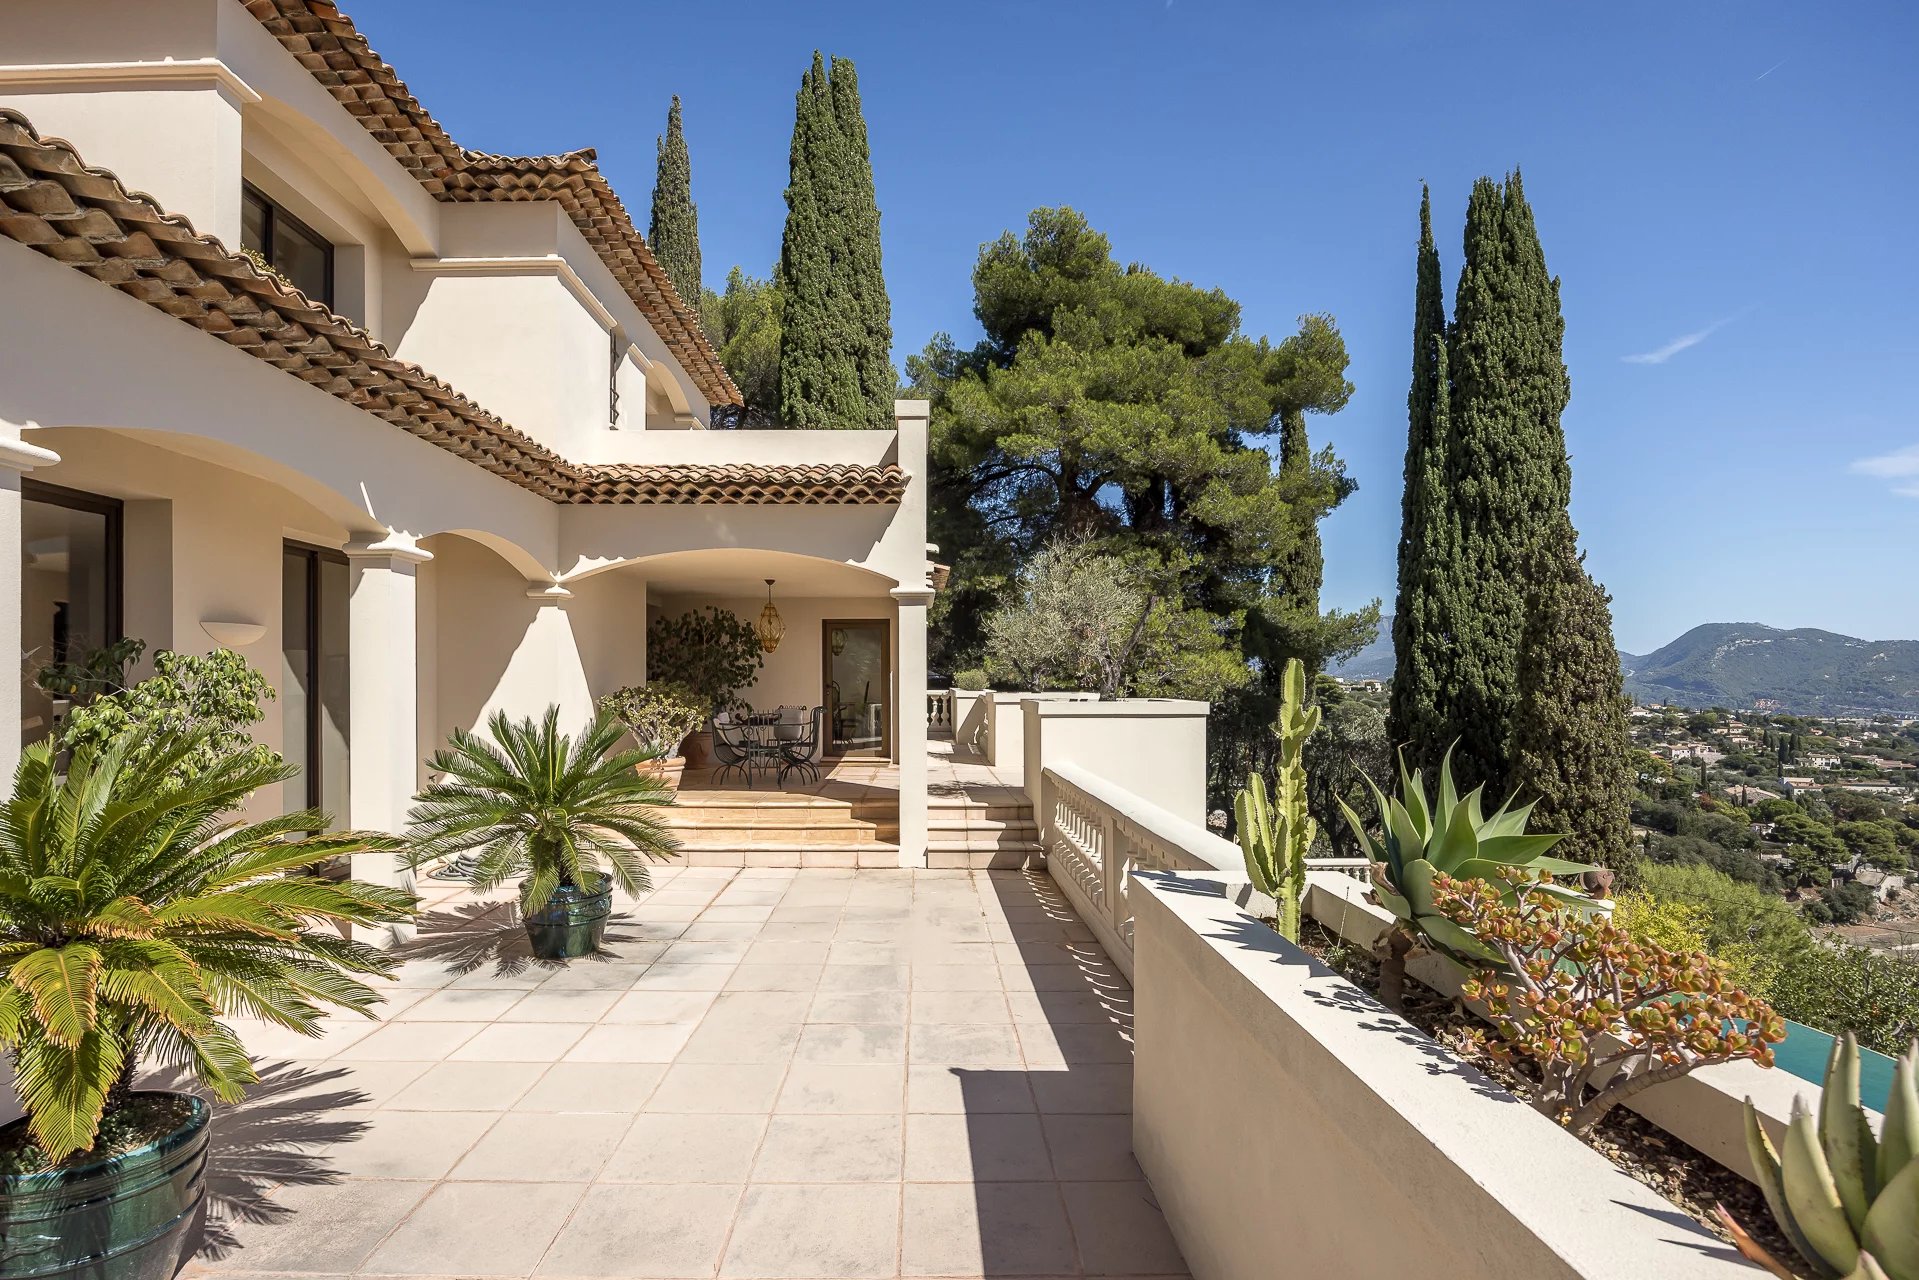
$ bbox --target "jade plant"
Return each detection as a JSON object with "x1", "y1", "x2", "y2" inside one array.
[
  {"x1": 1720, "y1": 1033, "x2": 1919, "y2": 1280},
  {"x1": 599, "y1": 680, "x2": 704, "y2": 759},
  {"x1": 1235, "y1": 658, "x2": 1318, "y2": 942},
  {"x1": 1434, "y1": 868, "x2": 1784, "y2": 1136},
  {"x1": 1338, "y1": 746, "x2": 1589, "y2": 1009},
  {"x1": 0, "y1": 733, "x2": 412, "y2": 1164}
]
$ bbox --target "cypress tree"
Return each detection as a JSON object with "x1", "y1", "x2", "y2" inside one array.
[
  {"x1": 1387, "y1": 186, "x2": 1454, "y2": 771},
  {"x1": 1438, "y1": 171, "x2": 1571, "y2": 796},
  {"x1": 778, "y1": 53, "x2": 893, "y2": 430},
  {"x1": 827, "y1": 56, "x2": 893, "y2": 424},
  {"x1": 1508, "y1": 514, "x2": 1637, "y2": 883},
  {"x1": 647, "y1": 96, "x2": 701, "y2": 310}
]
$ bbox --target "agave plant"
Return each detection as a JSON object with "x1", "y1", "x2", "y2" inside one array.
[
  {"x1": 0, "y1": 734, "x2": 414, "y2": 1161},
  {"x1": 1235, "y1": 659, "x2": 1318, "y2": 942},
  {"x1": 1721, "y1": 1034, "x2": 1919, "y2": 1280},
  {"x1": 405, "y1": 707, "x2": 679, "y2": 915},
  {"x1": 1337, "y1": 746, "x2": 1588, "y2": 1009}
]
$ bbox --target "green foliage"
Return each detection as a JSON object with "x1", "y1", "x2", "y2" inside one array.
[
  {"x1": 982, "y1": 539, "x2": 1245, "y2": 701},
  {"x1": 59, "y1": 647, "x2": 277, "y2": 784},
  {"x1": 1507, "y1": 516, "x2": 1637, "y2": 880},
  {"x1": 406, "y1": 708, "x2": 679, "y2": 916},
  {"x1": 1235, "y1": 659, "x2": 1319, "y2": 941},
  {"x1": 34, "y1": 636, "x2": 145, "y2": 704},
  {"x1": 648, "y1": 95, "x2": 701, "y2": 311},
  {"x1": 953, "y1": 669, "x2": 988, "y2": 692},
  {"x1": 914, "y1": 208, "x2": 1358, "y2": 675},
  {"x1": 598, "y1": 681, "x2": 704, "y2": 758},
  {"x1": 1725, "y1": 1034, "x2": 1919, "y2": 1279},
  {"x1": 645, "y1": 607, "x2": 764, "y2": 717},
  {"x1": 1772, "y1": 945, "x2": 1919, "y2": 1059},
  {"x1": 0, "y1": 735, "x2": 412, "y2": 1162},
  {"x1": 1387, "y1": 187, "x2": 1454, "y2": 776},
  {"x1": 1300, "y1": 678, "x2": 1392, "y2": 857},
  {"x1": 1339, "y1": 747, "x2": 1588, "y2": 977},
  {"x1": 778, "y1": 53, "x2": 893, "y2": 430},
  {"x1": 701, "y1": 266, "x2": 782, "y2": 417},
  {"x1": 1393, "y1": 174, "x2": 1573, "y2": 799},
  {"x1": 1631, "y1": 861, "x2": 1803, "y2": 996}
]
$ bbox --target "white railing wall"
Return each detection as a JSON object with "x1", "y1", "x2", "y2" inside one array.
[
  {"x1": 926, "y1": 688, "x2": 954, "y2": 739},
  {"x1": 1040, "y1": 762, "x2": 1242, "y2": 980}
]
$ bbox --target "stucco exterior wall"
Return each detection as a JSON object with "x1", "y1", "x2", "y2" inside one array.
[{"x1": 1021, "y1": 700, "x2": 1211, "y2": 826}]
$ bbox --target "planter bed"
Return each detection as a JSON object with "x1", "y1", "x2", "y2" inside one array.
[
  {"x1": 1292, "y1": 916, "x2": 1795, "y2": 1265},
  {"x1": 1130, "y1": 869, "x2": 1754, "y2": 1280}
]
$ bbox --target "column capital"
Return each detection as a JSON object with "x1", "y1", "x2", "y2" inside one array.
[
  {"x1": 525, "y1": 581, "x2": 573, "y2": 602},
  {"x1": 0, "y1": 437, "x2": 61, "y2": 474},
  {"x1": 890, "y1": 587, "x2": 935, "y2": 607},
  {"x1": 344, "y1": 531, "x2": 433, "y2": 564}
]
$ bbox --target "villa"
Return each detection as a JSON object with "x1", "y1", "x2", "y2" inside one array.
[{"x1": 0, "y1": 5, "x2": 1835, "y2": 1280}]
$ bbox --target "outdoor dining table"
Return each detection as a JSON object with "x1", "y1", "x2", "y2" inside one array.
[{"x1": 736, "y1": 710, "x2": 806, "y2": 786}]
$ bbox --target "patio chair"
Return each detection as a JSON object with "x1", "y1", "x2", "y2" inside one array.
[
  {"x1": 780, "y1": 705, "x2": 825, "y2": 785},
  {"x1": 711, "y1": 712, "x2": 752, "y2": 787}
]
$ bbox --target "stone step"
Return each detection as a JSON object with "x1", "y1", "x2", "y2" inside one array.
[
  {"x1": 927, "y1": 816, "x2": 1037, "y2": 836},
  {"x1": 680, "y1": 845, "x2": 904, "y2": 869}
]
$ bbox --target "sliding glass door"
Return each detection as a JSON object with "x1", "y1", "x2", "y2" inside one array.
[
  {"x1": 282, "y1": 543, "x2": 351, "y2": 817},
  {"x1": 823, "y1": 620, "x2": 889, "y2": 757}
]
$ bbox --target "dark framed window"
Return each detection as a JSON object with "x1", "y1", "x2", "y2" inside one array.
[
  {"x1": 282, "y1": 542, "x2": 351, "y2": 817},
  {"x1": 20, "y1": 480, "x2": 123, "y2": 749},
  {"x1": 242, "y1": 182, "x2": 334, "y2": 307}
]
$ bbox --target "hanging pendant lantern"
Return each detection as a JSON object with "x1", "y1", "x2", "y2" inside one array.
[
  {"x1": 757, "y1": 578, "x2": 785, "y2": 654},
  {"x1": 830, "y1": 627, "x2": 847, "y2": 657}
]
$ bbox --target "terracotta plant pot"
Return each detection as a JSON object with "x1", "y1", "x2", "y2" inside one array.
[
  {"x1": 639, "y1": 756, "x2": 686, "y2": 790},
  {"x1": 681, "y1": 729, "x2": 714, "y2": 770},
  {"x1": 522, "y1": 872, "x2": 614, "y2": 960},
  {"x1": 0, "y1": 1092, "x2": 210, "y2": 1280}
]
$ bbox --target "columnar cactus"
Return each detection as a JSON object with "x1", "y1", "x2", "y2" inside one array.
[
  {"x1": 1235, "y1": 659, "x2": 1319, "y2": 942},
  {"x1": 1721, "y1": 1034, "x2": 1919, "y2": 1280}
]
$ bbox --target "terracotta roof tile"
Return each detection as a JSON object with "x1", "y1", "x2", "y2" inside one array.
[
  {"x1": 0, "y1": 109, "x2": 899, "y2": 508},
  {"x1": 582, "y1": 464, "x2": 906, "y2": 506},
  {"x1": 237, "y1": 0, "x2": 740, "y2": 409}
]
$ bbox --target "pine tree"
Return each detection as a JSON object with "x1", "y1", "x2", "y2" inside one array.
[
  {"x1": 1437, "y1": 171, "x2": 1571, "y2": 796},
  {"x1": 778, "y1": 53, "x2": 893, "y2": 430},
  {"x1": 647, "y1": 96, "x2": 701, "y2": 311},
  {"x1": 1508, "y1": 515, "x2": 1636, "y2": 882},
  {"x1": 1387, "y1": 186, "x2": 1454, "y2": 770}
]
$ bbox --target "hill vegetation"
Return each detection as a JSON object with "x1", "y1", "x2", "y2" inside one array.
[{"x1": 1622, "y1": 623, "x2": 1919, "y2": 716}]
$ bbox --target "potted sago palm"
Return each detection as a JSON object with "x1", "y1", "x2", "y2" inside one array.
[
  {"x1": 598, "y1": 680, "x2": 704, "y2": 790},
  {"x1": 0, "y1": 732, "x2": 414, "y2": 1280},
  {"x1": 406, "y1": 707, "x2": 681, "y2": 959}
]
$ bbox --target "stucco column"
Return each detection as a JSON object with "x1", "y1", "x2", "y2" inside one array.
[
  {"x1": 345, "y1": 533, "x2": 431, "y2": 939},
  {"x1": 893, "y1": 586, "x2": 934, "y2": 869},
  {"x1": 0, "y1": 436, "x2": 62, "y2": 787}
]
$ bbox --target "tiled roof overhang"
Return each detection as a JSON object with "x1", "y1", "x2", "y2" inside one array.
[
  {"x1": 238, "y1": 0, "x2": 741, "y2": 410},
  {"x1": 0, "y1": 110, "x2": 902, "y2": 509},
  {"x1": 582, "y1": 464, "x2": 907, "y2": 507}
]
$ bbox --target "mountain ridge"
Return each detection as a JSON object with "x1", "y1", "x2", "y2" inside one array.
[{"x1": 1330, "y1": 618, "x2": 1919, "y2": 716}]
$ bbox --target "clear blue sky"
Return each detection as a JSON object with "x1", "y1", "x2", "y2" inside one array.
[{"x1": 358, "y1": 1, "x2": 1917, "y2": 654}]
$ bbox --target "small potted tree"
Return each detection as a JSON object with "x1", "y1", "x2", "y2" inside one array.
[
  {"x1": 645, "y1": 607, "x2": 764, "y2": 769},
  {"x1": 406, "y1": 707, "x2": 681, "y2": 959},
  {"x1": 0, "y1": 732, "x2": 413, "y2": 1280},
  {"x1": 599, "y1": 680, "x2": 704, "y2": 790}
]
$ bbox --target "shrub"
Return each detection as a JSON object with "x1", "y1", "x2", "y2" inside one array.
[
  {"x1": 1770, "y1": 942, "x2": 1919, "y2": 1057},
  {"x1": 599, "y1": 681, "x2": 704, "y2": 758},
  {"x1": 59, "y1": 647, "x2": 277, "y2": 784},
  {"x1": 645, "y1": 608, "x2": 763, "y2": 717},
  {"x1": 1436, "y1": 868, "x2": 1784, "y2": 1136},
  {"x1": 954, "y1": 668, "x2": 989, "y2": 692}
]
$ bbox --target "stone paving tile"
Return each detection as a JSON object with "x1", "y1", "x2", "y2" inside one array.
[{"x1": 184, "y1": 868, "x2": 1183, "y2": 1279}]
